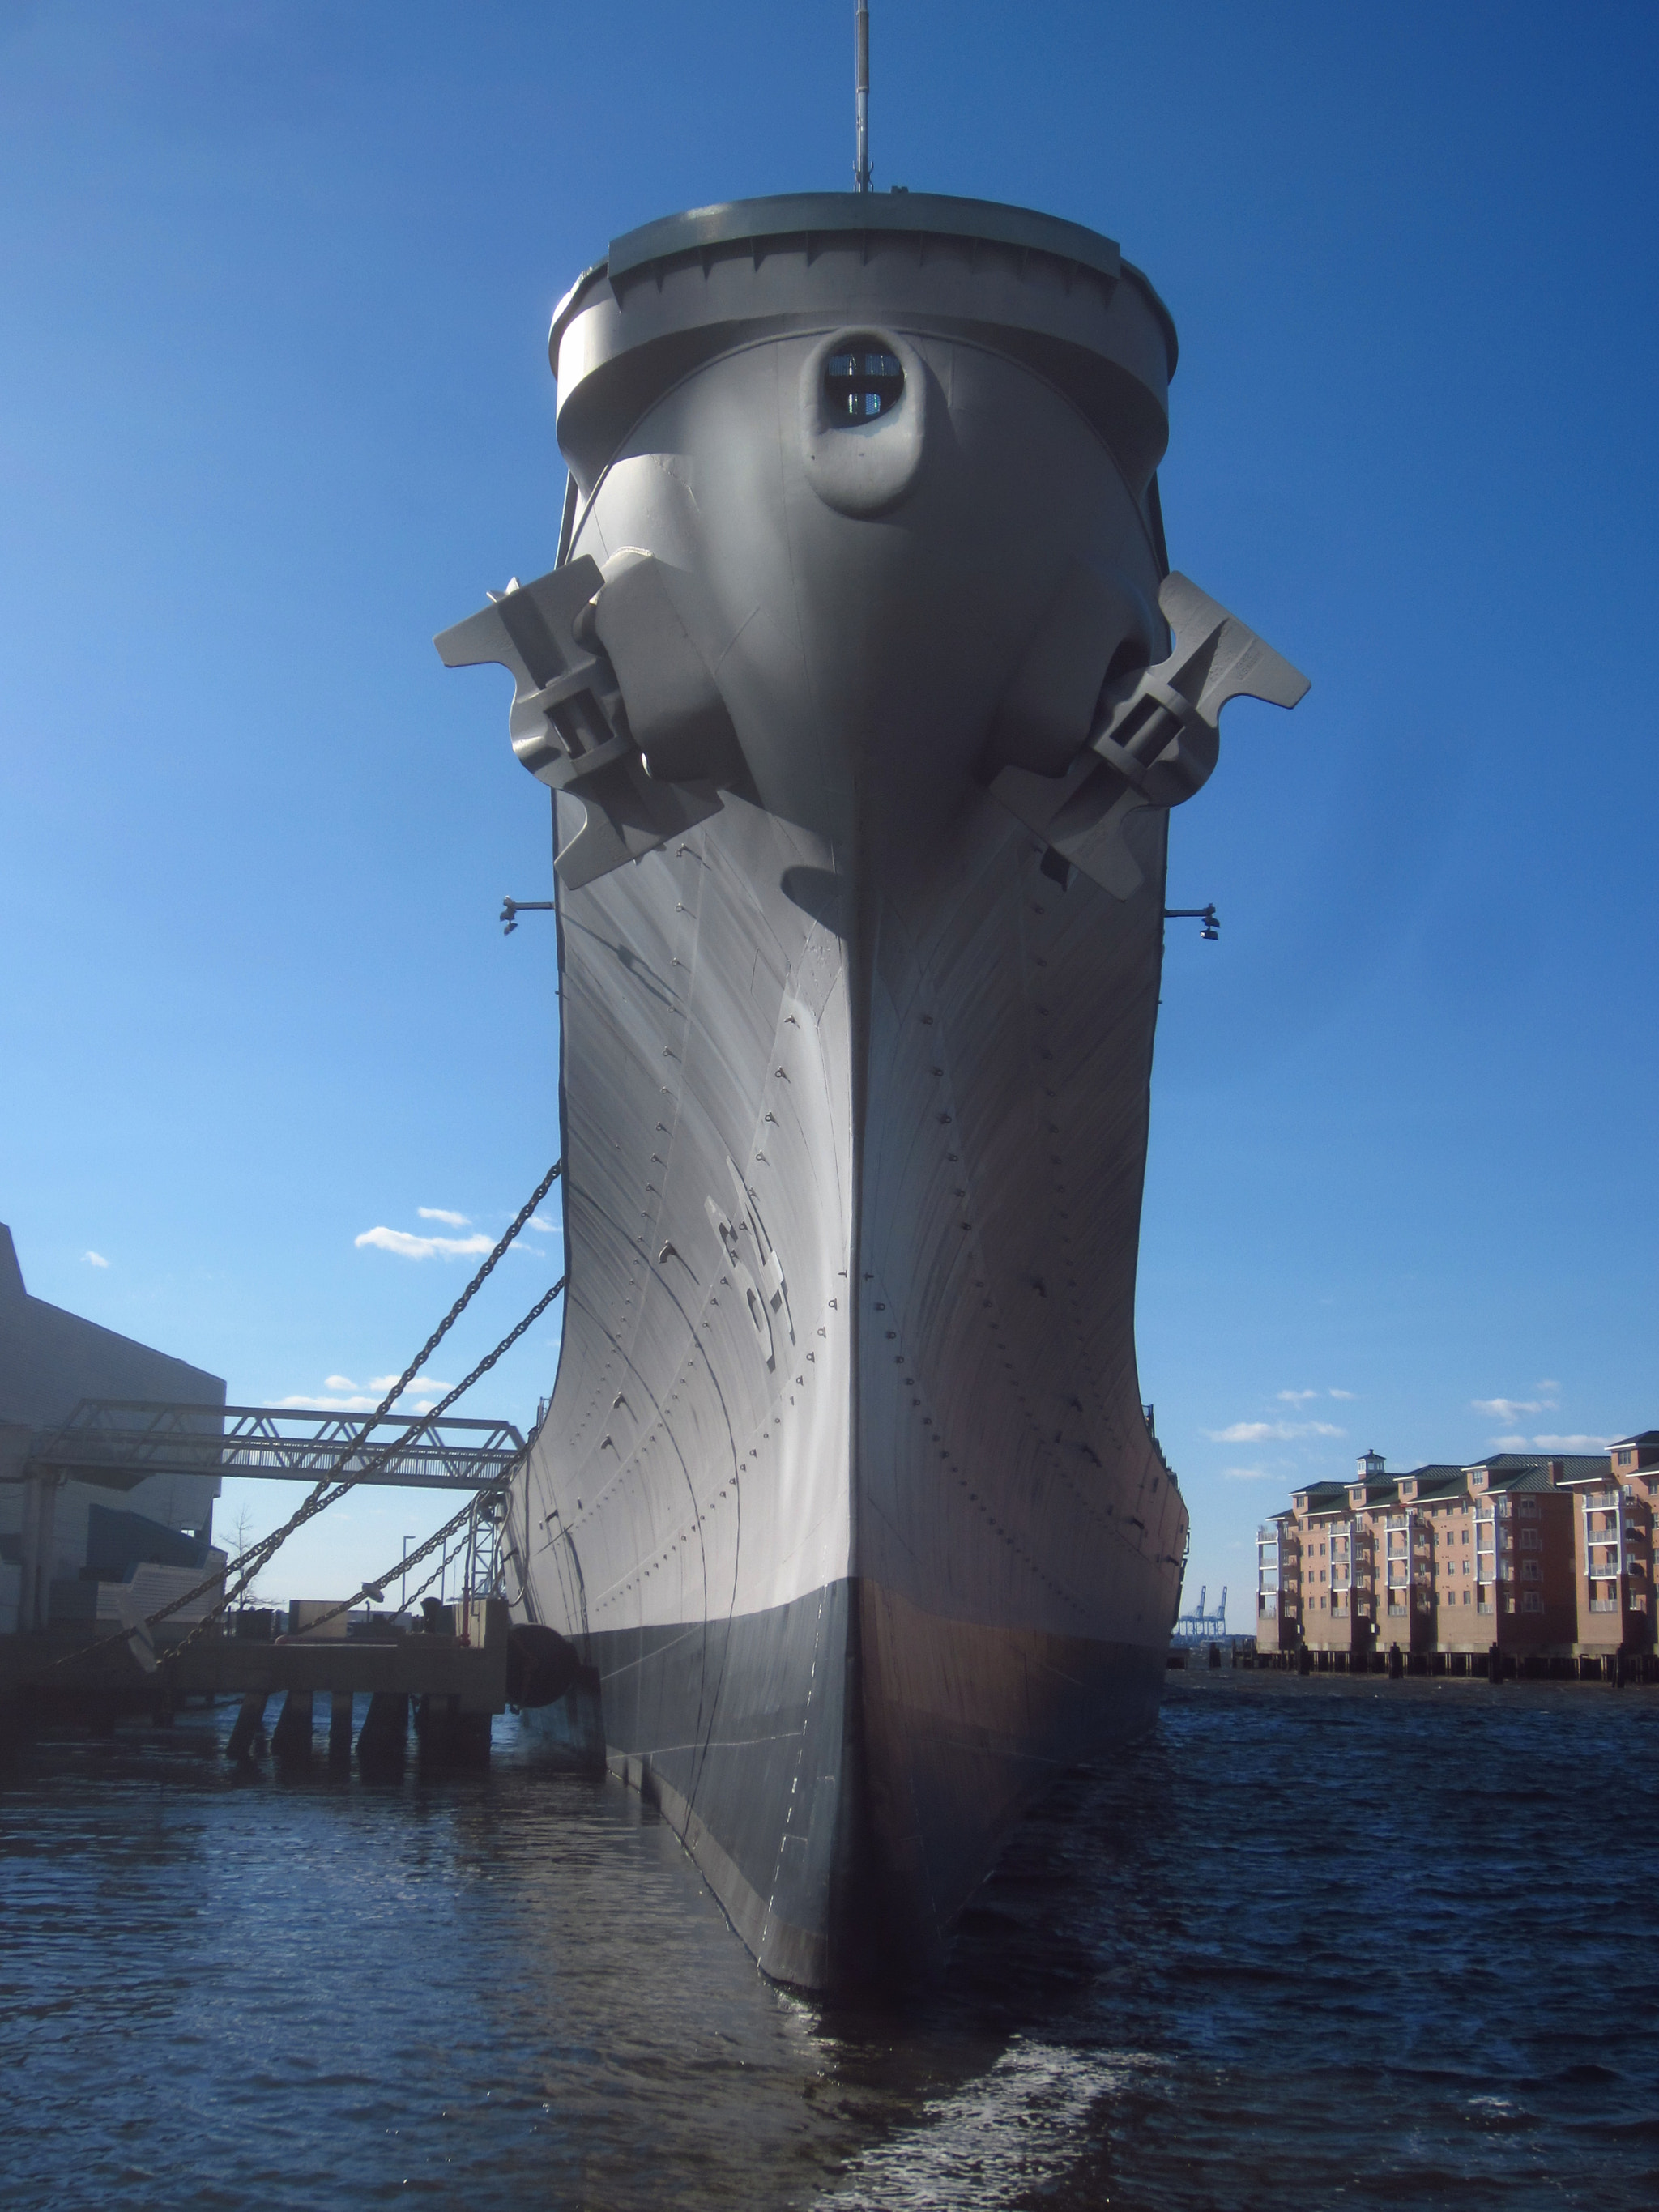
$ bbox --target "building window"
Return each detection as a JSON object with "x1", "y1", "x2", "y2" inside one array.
[
  {"x1": 1521, "y1": 1560, "x2": 1542, "y2": 1582},
  {"x1": 1523, "y1": 1592, "x2": 1543, "y2": 1613},
  {"x1": 1461, "y1": 1590, "x2": 1470, "y2": 1605}
]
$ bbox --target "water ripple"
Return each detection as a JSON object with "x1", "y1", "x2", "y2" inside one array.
[{"x1": 1, "y1": 1674, "x2": 1657, "y2": 2207}]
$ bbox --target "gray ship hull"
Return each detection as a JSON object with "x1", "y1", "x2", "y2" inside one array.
[{"x1": 458, "y1": 195, "x2": 1194, "y2": 1986}]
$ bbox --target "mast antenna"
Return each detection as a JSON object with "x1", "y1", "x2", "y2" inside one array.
[{"x1": 855, "y1": 2, "x2": 871, "y2": 192}]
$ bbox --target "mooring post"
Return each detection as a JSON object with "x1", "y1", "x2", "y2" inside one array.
[
  {"x1": 328, "y1": 1690, "x2": 354, "y2": 1767},
  {"x1": 225, "y1": 1690, "x2": 268, "y2": 1763},
  {"x1": 271, "y1": 1689, "x2": 314, "y2": 1766}
]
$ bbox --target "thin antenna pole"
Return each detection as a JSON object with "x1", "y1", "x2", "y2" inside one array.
[{"x1": 855, "y1": 2, "x2": 871, "y2": 192}]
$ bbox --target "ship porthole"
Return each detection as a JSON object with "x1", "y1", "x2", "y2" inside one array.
[
  {"x1": 798, "y1": 327, "x2": 927, "y2": 518},
  {"x1": 822, "y1": 345, "x2": 904, "y2": 422}
]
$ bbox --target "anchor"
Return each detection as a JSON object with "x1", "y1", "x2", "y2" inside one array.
[{"x1": 988, "y1": 570, "x2": 1310, "y2": 898}]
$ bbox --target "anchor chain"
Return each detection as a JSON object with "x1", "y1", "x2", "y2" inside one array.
[
  {"x1": 27, "y1": 1161, "x2": 565, "y2": 1679},
  {"x1": 162, "y1": 1271, "x2": 567, "y2": 1662}
]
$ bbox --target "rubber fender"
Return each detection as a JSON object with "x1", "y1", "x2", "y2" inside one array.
[{"x1": 505, "y1": 1622, "x2": 583, "y2": 1709}]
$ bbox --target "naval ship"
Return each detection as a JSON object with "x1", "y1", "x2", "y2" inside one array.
[{"x1": 438, "y1": 168, "x2": 1305, "y2": 1987}]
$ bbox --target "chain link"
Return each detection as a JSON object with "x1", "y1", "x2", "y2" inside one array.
[{"x1": 25, "y1": 1162, "x2": 564, "y2": 1681}]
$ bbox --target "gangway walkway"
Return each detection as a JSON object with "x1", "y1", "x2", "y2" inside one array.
[{"x1": 23, "y1": 1400, "x2": 526, "y2": 1493}]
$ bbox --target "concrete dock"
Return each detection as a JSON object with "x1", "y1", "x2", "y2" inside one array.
[{"x1": 0, "y1": 1598, "x2": 513, "y2": 1770}]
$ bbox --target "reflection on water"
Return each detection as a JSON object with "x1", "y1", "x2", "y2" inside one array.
[{"x1": 2, "y1": 1674, "x2": 1657, "y2": 2209}]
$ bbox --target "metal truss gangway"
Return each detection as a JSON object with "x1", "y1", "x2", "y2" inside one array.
[{"x1": 22, "y1": 1400, "x2": 527, "y2": 1494}]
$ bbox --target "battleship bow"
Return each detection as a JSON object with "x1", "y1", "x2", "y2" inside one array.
[{"x1": 438, "y1": 190, "x2": 1305, "y2": 1986}]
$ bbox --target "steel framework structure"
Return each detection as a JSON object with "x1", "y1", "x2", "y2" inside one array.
[{"x1": 23, "y1": 1400, "x2": 526, "y2": 1493}]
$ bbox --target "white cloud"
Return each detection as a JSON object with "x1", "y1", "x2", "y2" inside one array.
[
  {"x1": 356, "y1": 1225, "x2": 493, "y2": 1261},
  {"x1": 1222, "y1": 1466, "x2": 1274, "y2": 1481},
  {"x1": 528, "y1": 1215, "x2": 560, "y2": 1235},
  {"x1": 286, "y1": 1372, "x2": 454, "y2": 1413},
  {"x1": 1206, "y1": 1419, "x2": 1346, "y2": 1443},
  {"x1": 1537, "y1": 1379, "x2": 1561, "y2": 1393},
  {"x1": 1277, "y1": 1389, "x2": 1319, "y2": 1404},
  {"x1": 1473, "y1": 1394, "x2": 1559, "y2": 1422},
  {"x1": 83, "y1": 1250, "x2": 109, "y2": 1268},
  {"x1": 1328, "y1": 1388, "x2": 1355, "y2": 1400},
  {"x1": 1532, "y1": 1433, "x2": 1613, "y2": 1452},
  {"x1": 1490, "y1": 1434, "x2": 1529, "y2": 1450},
  {"x1": 417, "y1": 1207, "x2": 471, "y2": 1227}
]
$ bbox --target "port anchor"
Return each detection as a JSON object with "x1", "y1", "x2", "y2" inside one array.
[
  {"x1": 992, "y1": 573, "x2": 1309, "y2": 900},
  {"x1": 500, "y1": 897, "x2": 555, "y2": 937},
  {"x1": 1164, "y1": 903, "x2": 1220, "y2": 941}
]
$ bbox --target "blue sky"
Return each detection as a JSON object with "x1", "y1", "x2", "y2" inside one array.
[{"x1": 2, "y1": 2, "x2": 1655, "y2": 1617}]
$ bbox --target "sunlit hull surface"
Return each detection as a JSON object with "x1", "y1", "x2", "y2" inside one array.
[{"x1": 498, "y1": 194, "x2": 1190, "y2": 1986}]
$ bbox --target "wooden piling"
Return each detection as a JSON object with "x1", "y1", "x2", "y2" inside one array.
[
  {"x1": 270, "y1": 1689, "x2": 314, "y2": 1765},
  {"x1": 225, "y1": 1690, "x2": 268, "y2": 1763},
  {"x1": 356, "y1": 1690, "x2": 408, "y2": 1776},
  {"x1": 414, "y1": 1694, "x2": 492, "y2": 1768},
  {"x1": 328, "y1": 1690, "x2": 354, "y2": 1767}
]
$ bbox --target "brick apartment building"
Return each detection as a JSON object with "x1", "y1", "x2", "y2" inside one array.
[{"x1": 1256, "y1": 1433, "x2": 1658, "y2": 1663}]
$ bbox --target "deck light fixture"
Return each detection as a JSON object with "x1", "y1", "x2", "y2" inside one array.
[
  {"x1": 1164, "y1": 902, "x2": 1220, "y2": 941},
  {"x1": 501, "y1": 897, "x2": 557, "y2": 936}
]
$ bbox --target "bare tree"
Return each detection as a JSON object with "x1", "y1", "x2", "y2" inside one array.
[{"x1": 225, "y1": 1502, "x2": 264, "y2": 1606}]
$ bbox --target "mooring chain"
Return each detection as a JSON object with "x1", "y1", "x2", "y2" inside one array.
[
  {"x1": 161, "y1": 1272, "x2": 567, "y2": 1662},
  {"x1": 211, "y1": 1155, "x2": 567, "y2": 1617},
  {"x1": 161, "y1": 1267, "x2": 567, "y2": 1662},
  {"x1": 28, "y1": 1163, "x2": 565, "y2": 1680},
  {"x1": 260, "y1": 1483, "x2": 505, "y2": 1647}
]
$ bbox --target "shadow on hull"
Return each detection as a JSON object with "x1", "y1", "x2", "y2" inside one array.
[{"x1": 523, "y1": 1577, "x2": 1164, "y2": 1990}]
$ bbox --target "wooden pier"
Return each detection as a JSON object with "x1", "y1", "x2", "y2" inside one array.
[{"x1": 0, "y1": 1598, "x2": 513, "y2": 1771}]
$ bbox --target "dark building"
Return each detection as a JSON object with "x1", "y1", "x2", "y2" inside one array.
[{"x1": 0, "y1": 1223, "x2": 225, "y2": 1632}]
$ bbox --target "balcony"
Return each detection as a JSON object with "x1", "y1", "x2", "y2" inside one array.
[{"x1": 1589, "y1": 1599, "x2": 1619, "y2": 1614}]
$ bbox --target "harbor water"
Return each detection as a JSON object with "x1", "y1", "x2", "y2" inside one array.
[{"x1": 2, "y1": 1671, "x2": 1655, "y2": 2209}]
